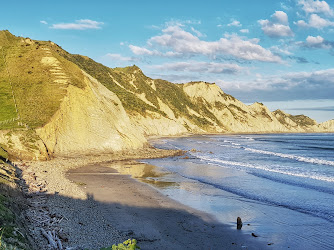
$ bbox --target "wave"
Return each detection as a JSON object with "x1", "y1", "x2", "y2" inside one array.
[
  {"x1": 178, "y1": 173, "x2": 334, "y2": 223},
  {"x1": 243, "y1": 147, "x2": 334, "y2": 166},
  {"x1": 197, "y1": 155, "x2": 334, "y2": 183},
  {"x1": 304, "y1": 146, "x2": 334, "y2": 151},
  {"x1": 249, "y1": 172, "x2": 334, "y2": 195},
  {"x1": 218, "y1": 139, "x2": 334, "y2": 167}
]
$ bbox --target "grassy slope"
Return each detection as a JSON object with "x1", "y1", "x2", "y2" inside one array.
[
  {"x1": 58, "y1": 49, "x2": 219, "y2": 129},
  {"x1": 58, "y1": 52, "x2": 163, "y2": 116},
  {"x1": 0, "y1": 30, "x2": 85, "y2": 129},
  {"x1": 0, "y1": 30, "x2": 320, "y2": 134},
  {"x1": 273, "y1": 110, "x2": 317, "y2": 127}
]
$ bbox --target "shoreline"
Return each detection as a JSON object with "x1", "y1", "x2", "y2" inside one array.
[
  {"x1": 16, "y1": 147, "x2": 183, "y2": 249},
  {"x1": 17, "y1": 146, "x2": 268, "y2": 249},
  {"x1": 147, "y1": 131, "x2": 334, "y2": 141},
  {"x1": 66, "y1": 160, "x2": 268, "y2": 249}
]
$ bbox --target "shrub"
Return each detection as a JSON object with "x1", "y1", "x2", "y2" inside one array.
[{"x1": 101, "y1": 239, "x2": 140, "y2": 250}]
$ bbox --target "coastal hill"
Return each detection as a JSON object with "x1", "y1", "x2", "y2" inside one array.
[{"x1": 0, "y1": 30, "x2": 333, "y2": 160}]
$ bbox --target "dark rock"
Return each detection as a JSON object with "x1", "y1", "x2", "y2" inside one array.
[
  {"x1": 237, "y1": 217, "x2": 242, "y2": 230},
  {"x1": 58, "y1": 232, "x2": 68, "y2": 242},
  {"x1": 251, "y1": 233, "x2": 258, "y2": 237}
]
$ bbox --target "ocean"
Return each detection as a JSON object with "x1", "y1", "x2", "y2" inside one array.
[{"x1": 143, "y1": 133, "x2": 334, "y2": 249}]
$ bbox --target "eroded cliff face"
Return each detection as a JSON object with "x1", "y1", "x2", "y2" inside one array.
[
  {"x1": 32, "y1": 77, "x2": 334, "y2": 158},
  {"x1": 36, "y1": 72, "x2": 147, "y2": 156},
  {"x1": 118, "y1": 80, "x2": 334, "y2": 136},
  {"x1": 319, "y1": 119, "x2": 334, "y2": 131},
  {"x1": 1, "y1": 31, "x2": 333, "y2": 160},
  {"x1": 180, "y1": 82, "x2": 323, "y2": 133}
]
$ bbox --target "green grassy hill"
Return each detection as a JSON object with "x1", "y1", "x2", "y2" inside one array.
[
  {"x1": 0, "y1": 30, "x2": 332, "y2": 160},
  {"x1": 0, "y1": 30, "x2": 85, "y2": 129},
  {"x1": 59, "y1": 51, "x2": 220, "y2": 129}
]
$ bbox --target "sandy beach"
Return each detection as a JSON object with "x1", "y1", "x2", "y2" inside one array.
[{"x1": 18, "y1": 147, "x2": 267, "y2": 249}]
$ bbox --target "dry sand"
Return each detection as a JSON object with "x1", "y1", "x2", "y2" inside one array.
[{"x1": 18, "y1": 148, "x2": 268, "y2": 249}]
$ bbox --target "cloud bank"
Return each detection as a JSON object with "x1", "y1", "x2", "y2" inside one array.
[
  {"x1": 151, "y1": 61, "x2": 244, "y2": 75},
  {"x1": 129, "y1": 25, "x2": 282, "y2": 63},
  {"x1": 217, "y1": 68, "x2": 334, "y2": 101},
  {"x1": 50, "y1": 19, "x2": 104, "y2": 30}
]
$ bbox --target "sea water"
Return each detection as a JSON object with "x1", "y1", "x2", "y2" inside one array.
[{"x1": 143, "y1": 134, "x2": 334, "y2": 249}]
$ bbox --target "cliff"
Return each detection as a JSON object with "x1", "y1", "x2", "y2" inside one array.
[{"x1": 0, "y1": 30, "x2": 333, "y2": 160}]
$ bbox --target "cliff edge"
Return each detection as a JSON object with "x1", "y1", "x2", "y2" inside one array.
[{"x1": 0, "y1": 30, "x2": 333, "y2": 160}]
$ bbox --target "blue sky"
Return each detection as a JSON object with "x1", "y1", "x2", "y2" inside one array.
[{"x1": 1, "y1": 0, "x2": 334, "y2": 122}]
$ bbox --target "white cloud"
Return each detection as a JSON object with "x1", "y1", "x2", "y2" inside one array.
[
  {"x1": 228, "y1": 20, "x2": 242, "y2": 27},
  {"x1": 165, "y1": 19, "x2": 201, "y2": 27},
  {"x1": 131, "y1": 25, "x2": 282, "y2": 63},
  {"x1": 191, "y1": 27, "x2": 205, "y2": 37},
  {"x1": 129, "y1": 45, "x2": 170, "y2": 57},
  {"x1": 105, "y1": 53, "x2": 137, "y2": 62},
  {"x1": 297, "y1": 35, "x2": 333, "y2": 49},
  {"x1": 296, "y1": 13, "x2": 334, "y2": 28},
  {"x1": 295, "y1": 20, "x2": 309, "y2": 27},
  {"x1": 298, "y1": 0, "x2": 333, "y2": 16},
  {"x1": 281, "y1": 2, "x2": 292, "y2": 11},
  {"x1": 151, "y1": 61, "x2": 244, "y2": 74},
  {"x1": 129, "y1": 45, "x2": 160, "y2": 56},
  {"x1": 240, "y1": 29, "x2": 249, "y2": 33},
  {"x1": 40, "y1": 20, "x2": 48, "y2": 25},
  {"x1": 215, "y1": 68, "x2": 334, "y2": 101},
  {"x1": 306, "y1": 35, "x2": 324, "y2": 44},
  {"x1": 272, "y1": 11, "x2": 289, "y2": 24},
  {"x1": 259, "y1": 11, "x2": 294, "y2": 37},
  {"x1": 270, "y1": 45, "x2": 293, "y2": 55},
  {"x1": 50, "y1": 19, "x2": 104, "y2": 30}
]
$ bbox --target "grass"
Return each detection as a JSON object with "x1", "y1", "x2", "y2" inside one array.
[
  {"x1": 58, "y1": 53, "x2": 163, "y2": 116},
  {"x1": 0, "y1": 78, "x2": 17, "y2": 122},
  {"x1": 154, "y1": 80, "x2": 218, "y2": 128},
  {"x1": 0, "y1": 30, "x2": 86, "y2": 129},
  {"x1": 59, "y1": 51, "x2": 221, "y2": 129},
  {"x1": 0, "y1": 159, "x2": 29, "y2": 249},
  {"x1": 289, "y1": 114, "x2": 317, "y2": 126},
  {"x1": 273, "y1": 110, "x2": 316, "y2": 126},
  {"x1": 0, "y1": 30, "x2": 317, "y2": 134}
]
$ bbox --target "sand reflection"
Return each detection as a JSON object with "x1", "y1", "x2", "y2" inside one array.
[{"x1": 110, "y1": 162, "x2": 178, "y2": 188}]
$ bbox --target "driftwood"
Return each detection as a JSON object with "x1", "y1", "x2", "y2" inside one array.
[
  {"x1": 40, "y1": 228, "x2": 63, "y2": 249},
  {"x1": 20, "y1": 163, "x2": 65, "y2": 249},
  {"x1": 41, "y1": 228, "x2": 57, "y2": 248},
  {"x1": 237, "y1": 217, "x2": 242, "y2": 230}
]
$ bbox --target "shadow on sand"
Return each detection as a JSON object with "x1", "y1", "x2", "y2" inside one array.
[{"x1": 1, "y1": 160, "x2": 267, "y2": 250}]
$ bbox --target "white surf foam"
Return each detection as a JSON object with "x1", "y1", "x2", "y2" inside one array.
[
  {"x1": 219, "y1": 139, "x2": 334, "y2": 167},
  {"x1": 197, "y1": 155, "x2": 334, "y2": 183},
  {"x1": 244, "y1": 147, "x2": 334, "y2": 167}
]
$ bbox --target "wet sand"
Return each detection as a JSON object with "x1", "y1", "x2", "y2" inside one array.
[{"x1": 67, "y1": 161, "x2": 268, "y2": 249}]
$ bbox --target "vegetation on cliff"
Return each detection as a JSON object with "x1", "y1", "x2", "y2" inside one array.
[
  {"x1": 0, "y1": 159, "x2": 30, "y2": 249},
  {"x1": 0, "y1": 30, "x2": 333, "y2": 160}
]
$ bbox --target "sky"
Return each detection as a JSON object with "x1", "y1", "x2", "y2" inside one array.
[{"x1": 1, "y1": 0, "x2": 334, "y2": 122}]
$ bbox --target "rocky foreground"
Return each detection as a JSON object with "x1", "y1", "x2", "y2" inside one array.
[
  {"x1": 0, "y1": 146, "x2": 272, "y2": 250},
  {"x1": 1, "y1": 148, "x2": 182, "y2": 249}
]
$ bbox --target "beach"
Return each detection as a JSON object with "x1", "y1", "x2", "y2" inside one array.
[
  {"x1": 144, "y1": 134, "x2": 334, "y2": 249},
  {"x1": 18, "y1": 147, "x2": 266, "y2": 249}
]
